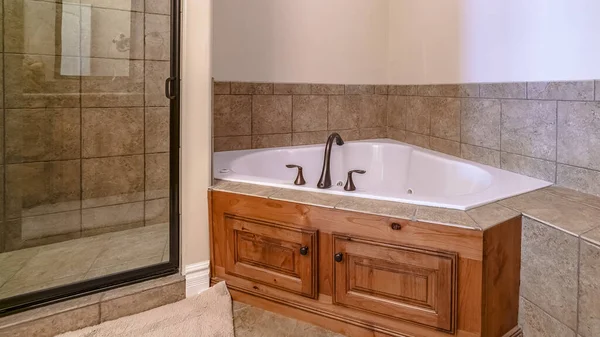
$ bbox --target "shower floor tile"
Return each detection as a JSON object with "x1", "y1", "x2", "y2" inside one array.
[{"x1": 0, "y1": 223, "x2": 169, "y2": 300}]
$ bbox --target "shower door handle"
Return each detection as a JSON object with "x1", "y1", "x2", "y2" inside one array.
[{"x1": 165, "y1": 77, "x2": 177, "y2": 99}]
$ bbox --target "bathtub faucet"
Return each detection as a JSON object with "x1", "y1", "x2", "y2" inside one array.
[{"x1": 317, "y1": 132, "x2": 345, "y2": 189}]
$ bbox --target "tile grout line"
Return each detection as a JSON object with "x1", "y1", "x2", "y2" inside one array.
[{"x1": 555, "y1": 101, "x2": 559, "y2": 184}]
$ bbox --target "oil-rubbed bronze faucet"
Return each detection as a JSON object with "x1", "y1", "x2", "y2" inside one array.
[{"x1": 317, "y1": 133, "x2": 344, "y2": 189}]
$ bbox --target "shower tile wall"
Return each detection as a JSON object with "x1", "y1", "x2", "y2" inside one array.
[
  {"x1": 214, "y1": 80, "x2": 600, "y2": 198},
  {"x1": 0, "y1": 0, "x2": 172, "y2": 253}
]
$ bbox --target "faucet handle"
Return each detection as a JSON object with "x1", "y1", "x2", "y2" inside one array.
[
  {"x1": 344, "y1": 170, "x2": 366, "y2": 191},
  {"x1": 286, "y1": 164, "x2": 306, "y2": 186}
]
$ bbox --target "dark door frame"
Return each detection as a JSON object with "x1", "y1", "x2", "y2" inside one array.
[{"x1": 0, "y1": 0, "x2": 182, "y2": 316}]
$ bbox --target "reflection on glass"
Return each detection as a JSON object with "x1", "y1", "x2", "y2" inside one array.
[{"x1": 0, "y1": 0, "x2": 172, "y2": 301}]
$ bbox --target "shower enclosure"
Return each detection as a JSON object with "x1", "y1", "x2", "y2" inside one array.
[{"x1": 0, "y1": 0, "x2": 180, "y2": 313}]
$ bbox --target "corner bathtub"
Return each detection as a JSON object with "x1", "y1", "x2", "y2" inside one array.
[{"x1": 213, "y1": 139, "x2": 551, "y2": 210}]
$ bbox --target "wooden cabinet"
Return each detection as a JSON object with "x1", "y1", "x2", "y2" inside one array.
[
  {"x1": 332, "y1": 235, "x2": 457, "y2": 333},
  {"x1": 224, "y1": 214, "x2": 318, "y2": 298},
  {"x1": 210, "y1": 191, "x2": 522, "y2": 337}
]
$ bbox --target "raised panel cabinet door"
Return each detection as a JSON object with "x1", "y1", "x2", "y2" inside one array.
[
  {"x1": 332, "y1": 235, "x2": 457, "y2": 333},
  {"x1": 224, "y1": 214, "x2": 318, "y2": 298}
]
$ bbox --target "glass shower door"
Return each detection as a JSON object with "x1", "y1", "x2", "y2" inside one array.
[{"x1": 0, "y1": 0, "x2": 179, "y2": 312}]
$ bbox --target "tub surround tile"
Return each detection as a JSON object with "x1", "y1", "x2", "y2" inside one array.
[
  {"x1": 429, "y1": 97, "x2": 460, "y2": 141},
  {"x1": 387, "y1": 127, "x2": 405, "y2": 142},
  {"x1": 388, "y1": 85, "x2": 418, "y2": 96},
  {"x1": 213, "y1": 95, "x2": 252, "y2": 137},
  {"x1": 480, "y1": 83, "x2": 527, "y2": 99},
  {"x1": 211, "y1": 180, "x2": 281, "y2": 198},
  {"x1": 334, "y1": 197, "x2": 416, "y2": 220},
  {"x1": 328, "y1": 95, "x2": 359, "y2": 130},
  {"x1": 82, "y1": 155, "x2": 144, "y2": 208},
  {"x1": 144, "y1": 60, "x2": 170, "y2": 107},
  {"x1": 466, "y1": 203, "x2": 520, "y2": 230},
  {"x1": 578, "y1": 240, "x2": 600, "y2": 337},
  {"x1": 406, "y1": 97, "x2": 430, "y2": 134},
  {"x1": 387, "y1": 96, "x2": 407, "y2": 129},
  {"x1": 545, "y1": 186, "x2": 600, "y2": 211},
  {"x1": 498, "y1": 189, "x2": 600, "y2": 236},
  {"x1": 292, "y1": 131, "x2": 328, "y2": 146},
  {"x1": 145, "y1": 14, "x2": 171, "y2": 61},
  {"x1": 214, "y1": 136, "x2": 252, "y2": 152},
  {"x1": 415, "y1": 206, "x2": 479, "y2": 229},
  {"x1": 500, "y1": 152, "x2": 556, "y2": 182},
  {"x1": 558, "y1": 101, "x2": 600, "y2": 171},
  {"x1": 518, "y1": 296, "x2": 576, "y2": 337},
  {"x1": 404, "y1": 132, "x2": 430, "y2": 149},
  {"x1": 556, "y1": 164, "x2": 600, "y2": 197},
  {"x1": 429, "y1": 137, "x2": 460, "y2": 157},
  {"x1": 461, "y1": 98, "x2": 501, "y2": 149},
  {"x1": 527, "y1": 81, "x2": 594, "y2": 101},
  {"x1": 252, "y1": 95, "x2": 292, "y2": 134},
  {"x1": 214, "y1": 82, "x2": 231, "y2": 95},
  {"x1": 582, "y1": 227, "x2": 600, "y2": 247},
  {"x1": 596, "y1": 80, "x2": 600, "y2": 101},
  {"x1": 145, "y1": 153, "x2": 169, "y2": 200},
  {"x1": 345, "y1": 85, "x2": 374, "y2": 95},
  {"x1": 501, "y1": 100, "x2": 557, "y2": 161},
  {"x1": 358, "y1": 127, "x2": 386, "y2": 140},
  {"x1": 460, "y1": 144, "x2": 501, "y2": 168},
  {"x1": 330, "y1": 129, "x2": 360, "y2": 141},
  {"x1": 145, "y1": 107, "x2": 170, "y2": 153},
  {"x1": 374, "y1": 85, "x2": 388, "y2": 95},
  {"x1": 310, "y1": 84, "x2": 344, "y2": 95},
  {"x1": 82, "y1": 107, "x2": 144, "y2": 157},
  {"x1": 292, "y1": 95, "x2": 328, "y2": 132},
  {"x1": 252, "y1": 134, "x2": 292, "y2": 149},
  {"x1": 520, "y1": 217, "x2": 578, "y2": 330},
  {"x1": 274, "y1": 83, "x2": 311, "y2": 95},
  {"x1": 417, "y1": 84, "x2": 479, "y2": 97},
  {"x1": 231, "y1": 82, "x2": 273, "y2": 95},
  {"x1": 358, "y1": 95, "x2": 387, "y2": 128},
  {"x1": 269, "y1": 190, "x2": 342, "y2": 208},
  {"x1": 81, "y1": 59, "x2": 144, "y2": 108}
]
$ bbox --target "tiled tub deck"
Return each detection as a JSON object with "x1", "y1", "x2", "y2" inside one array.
[{"x1": 212, "y1": 180, "x2": 600, "y2": 337}]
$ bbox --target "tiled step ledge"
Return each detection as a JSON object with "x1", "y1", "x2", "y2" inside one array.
[{"x1": 0, "y1": 274, "x2": 185, "y2": 337}]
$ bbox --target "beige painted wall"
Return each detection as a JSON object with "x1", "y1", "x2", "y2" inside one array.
[{"x1": 181, "y1": 0, "x2": 212, "y2": 268}]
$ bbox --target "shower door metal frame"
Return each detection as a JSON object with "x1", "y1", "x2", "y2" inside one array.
[{"x1": 0, "y1": 0, "x2": 182, "y2": 315}]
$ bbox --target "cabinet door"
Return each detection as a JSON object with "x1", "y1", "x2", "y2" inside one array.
[
  {"x1": 333, "y1": 235, "x2": 457, "y2": 333},
  {"x1": 224, "y1": 214, "x2": 318, "y2": 298}
]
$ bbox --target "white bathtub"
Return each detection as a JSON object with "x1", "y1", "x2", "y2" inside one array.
[{"x1": 213, "y1": 139, "x2": 551, "y2": 210}]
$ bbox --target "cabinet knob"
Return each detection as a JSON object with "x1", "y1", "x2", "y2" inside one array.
[
  {"x1": 391, "y1": 222, "x2": 402, "y2": 230},
  {"x1": 334, "y1": 253, "x2": 343, "y2": 262},
  {"x1": 299, "y1": 246, "x2": 309, "y2": 256}
]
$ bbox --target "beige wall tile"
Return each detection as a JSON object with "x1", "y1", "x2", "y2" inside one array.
[
  {"x1": 358, "y1": 95, "x2": 386, "y2": 128},
  {"x1": 274, "y1": 83, "x2": 311, "y2": 95},
  {"x1": 5, "y1": 54, "x2": 81, "y2": 108},
  {"x1": 374, "y1": 85, "x2": 388, "y2": 95},
  {"x1": 556, "y1": 164, "x2": 600, "y2": 197},
  {"x1": 82, "y1": 155, "x2": 144, "y2": 208},
  {"x1": 330, "y1": 129, "x2": 359, "y2": 141},
  {"x1": 579, "y1": 240, "x2": 600, "y2": 337},
  {"x1": 519, "y1": 297, "x2": 576, "y2": 337},
  {"x1": 501, "y1": 100, "x2": 557, "y2": 160},
  {"x1": 418, "y1": 84, "x2": 479, "y2": 97},
  {"x1": 6, "y1": 108, "x2": 80, "y2": 163},
  {"x1": 558, "y1": 101, "x2": 600, "y2": 170},
  {"x1": 404, "y1": 132, "x2": 430, "y2": 149},
  {"x1": 429, "y1": 97, "x2": 460, "y2": 141},
  {"x1": 596, "y1": 80, "x2": 599, "y2": 101},
  {"x1": 415, "y1": 206, "x2": 478, "y2": 229},
  {"x1": 145, "y1": 153, "x2": 169, "y2": 200},
  {"x1": 345, "y1": 85, "x2": 374, "y2": 95},
  {"x1": 388, "y1": 85, "x2": 417, "y2": 96},
  {"x1": 213, "y1": 81, "x2": 230, "y2": 95},
  {"x1": 292, "y1": 131, "x2": 328, "y2": 146},
  {"x1": 82, "y1": 108, "x2": 144, "y2": 157},
  {"x1": 430, "y1": 137, "x2": 460, "y2": 157},
  {"x1": 81, "y1": 0, "x2": 144, "y2": 12},
  {"x1": 145, "y1": 198, "x2": 169, "y2": 226},
  {"x1": 145, "y1": 14, "x2": 170, "y2": 61},
  {"x1": 213, "y1": 95, "x2": 251, "y2": 137},
  {"x1": 252, "y1": 134, "x2": 291, "y2": 149},
  {"x1": 460, "y1": 143, "x2": 500, "y2": 167},
  {"x1": 406, "y1": 97, "x2": 430, "y2": 134},
  {"x1": 292, "y1": 95, "x2": 327, "y2": 132},
  {"x1": 480, "y1": 83, "x2": 526, "y2": 99},
  {"x1": 82, "y1": 202, "x2": 144, "y2": 232},
  {"x1": 466, "y1": 203, "x2": 520, "y2": 230},
  {"x1": 214, "y1": 136, "x2": 251, "y2": 152},
  {"x1": 144, "y1": 60, "x2": 170, "y2": 107},
  {"x1": 528, "y1": 81, "x2": 594, "y2": 101},
  {"x1": 310, "y1": 84, "x2": 344, "y2": 95},
  {"x1": 328, "y1": 95, "x2": 359, "y2": 130},
  {"x1": 86, "y1": 8, "x2": 144, "y2": 59},
  {"x1": 145, "y1": 0, "x2": 170, "y2": 14},
  {"x1": 231, "y1": 82, "x2": 273, "y2": 95},
  {"x1": 6, "y1": 161, "x2": 81, "y2": 219},
  {"x1": 252, "y1": 95, "x2": 292, "y2": 134},
  {"x1": 387, "y1": 96, "x2": 406, "y2": 129},
  {"x1": 500, "y1": 152, "x2": 556, "y2": 182},
  {"x1": 461, "y1": 98, "x2": 501, "y2": 149},
  {"x1": 145, "y1": 107, "x2": 169, "y2": 153},
  {"x1": 20, "y1": 211, "x2": 81, "y2": 241},
  {"x1": 520, "y1": 217, "x2": 578, "y2": 330},
  {"x1": 358, "y1": 127, "x2": 386, "y2": 140},
  {"x1": 82, "y1": 59, "x2": 144, "y2": 107},
  {"x1": 387, "y1": 127, "x2": 405, "y2": 142}
]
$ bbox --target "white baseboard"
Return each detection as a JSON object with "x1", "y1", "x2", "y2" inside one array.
[{"x1": 184, "y1": 261, "x2": 210, "y2": 297}]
